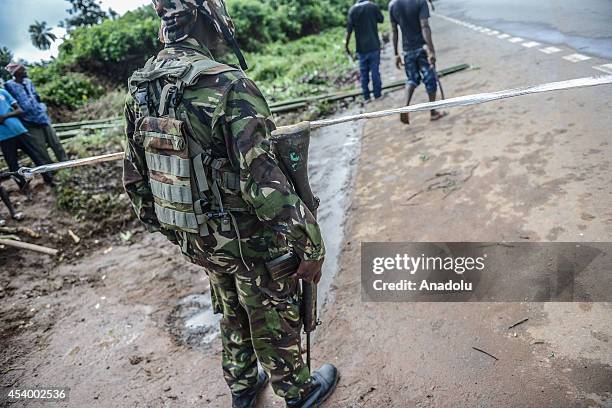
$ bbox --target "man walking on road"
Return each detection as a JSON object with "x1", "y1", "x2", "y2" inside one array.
[
  {"x1": 390, "y1": 0, "x2": 446, "y2": 123},
  {"x1": 5, "y1": 63, "x2": 68, "y2": 163},
  {"x1": 346, "y1": 0, "x2": 385, "y2": 101},
  {"x1": 123, "y1": 1, "x2": 339, "y2": 407}
]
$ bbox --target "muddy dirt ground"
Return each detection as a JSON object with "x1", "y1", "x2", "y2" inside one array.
[
  {"x1": 1, "y1": 14, "x2": 611, "y2": 408},
  {"x1": 313, "y1": 16, "x2": 612, "y2": 408},
  {"x1": 0, "y1": 85, "x2": 362, "y2": 408}
]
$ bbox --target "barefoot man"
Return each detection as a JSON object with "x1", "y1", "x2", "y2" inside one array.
[{"x1": 390, "y1": 0, "x2": 445, "y2": 124}]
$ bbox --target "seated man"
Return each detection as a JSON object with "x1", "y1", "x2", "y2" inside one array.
[
  {"x1": 0, "y1": 78, "x2": 53, "y2": 191},
  {"x1": 4, "y1": 63, "x2": 68, "y2": 163}
]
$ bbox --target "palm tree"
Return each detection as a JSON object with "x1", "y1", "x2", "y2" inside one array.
[
  {"x1": 0, "y1": 47, "x2": 13, "y2": 80},
  {"x1": 29, "y1": 21, "x2": 58, "y2": 50}
]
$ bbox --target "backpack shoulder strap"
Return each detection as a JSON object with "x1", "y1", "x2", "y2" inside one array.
[
  {"x1": 165, "y1": 56, "x2": 238, "y2": 118},
  {"x1": 180, "y1": 57, "x2": 239, "y2": 87},
  {"x1": 128, "y1": 57, "x2": 190, "y2": 95}
]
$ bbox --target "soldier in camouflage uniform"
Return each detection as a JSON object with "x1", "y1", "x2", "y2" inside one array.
[{"x1": 123, "y1": 1, "x2": 339, "y2": 407}]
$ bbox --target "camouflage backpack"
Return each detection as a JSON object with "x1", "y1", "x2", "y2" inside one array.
[{"x1": 127, "y1": 52, "x2": 251, "y2": 239}]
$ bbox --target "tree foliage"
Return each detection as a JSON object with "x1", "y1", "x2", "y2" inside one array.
[
  {"x1": 228, "y1": 0, "x2": 348, "y2": 51},
  {"x1": 0, "y1": 47, "x2": 13, "y2": 80},
  {"x1": 29, "y1": 0, "x2": 392, "y2": 112},
  {"x1": 57, "y1": 7, "x2": 160, "y2": 83},
  {"x1": 29, "y1": 64, "x2": 103, "y2": 109},
  {"x1": 228, "y1": 0, "x2": 389, "y2": 51},
  {"x1": 63, "y1": 0, "x2": 108, "y2": 31},
  {"x1": 29, "y1": 21, "x2": 58, "y2": 51}
]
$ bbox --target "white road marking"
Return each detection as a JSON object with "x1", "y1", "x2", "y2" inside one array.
[
  {"x1": 539, "y1": 46, "x2": 562, "y2": 54},
  {"x1": 593, "y1": 64, "x2": 612, "y2": 74},
  {"x1": 434, "y1": 13, "x2": 604, "y2": 69},
  {"x1": 522, "y1": 41, "x2": 541, "y2": 48},
  {"x1": 563, "y1": 53, "x2": 592, "y2": 62}
]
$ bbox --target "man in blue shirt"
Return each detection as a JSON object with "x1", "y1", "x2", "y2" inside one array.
[
  {"x1": 346, "y1": 0, "x2": 385, "y2": 101},
  {"x1": 5, "y1": 63, "x2": 67, "y2": 163},
  {"x1": 390, "y1": 0, "x2": 446, "y2": 124},
  {"x1": 0, "y1": 78, "x2": 53, "y2": 190}
]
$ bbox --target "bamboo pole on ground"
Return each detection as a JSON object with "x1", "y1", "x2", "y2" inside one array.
[{"x1": 0, "y1": 239, "x2": 59, "y2": 256}]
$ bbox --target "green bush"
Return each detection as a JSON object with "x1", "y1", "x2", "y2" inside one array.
[
  {"x1": 57, "y1": 6, "x2": 160, "y2": 82},
  {"x1": 229, "y1": 0, "x2": 372, "y2": 50},
  {"x1": 228, "y1": 0, "x2": 286, "y2": 50},
  {"x1": 248, "y1": 27, "x2": 357, "y2": 101},
  {"x1": 29, "y1": 65, "x2": 103, "y2": 109},
  {"x1": 271, "y1": 0, "x2": 345, "y2": 38}
]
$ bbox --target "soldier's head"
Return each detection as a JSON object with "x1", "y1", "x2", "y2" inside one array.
[{"x1": 152, "y1": 0, "x2": 247, "y2": 69}]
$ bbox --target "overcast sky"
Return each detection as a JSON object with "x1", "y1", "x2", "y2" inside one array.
[{"x1": 0, "y1": 0, "x2": 151, "y2": 62}]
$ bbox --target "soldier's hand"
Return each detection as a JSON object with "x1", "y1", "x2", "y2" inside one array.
[{"x1": 296, "y1": 258, "x2": 324, "y2": 284}]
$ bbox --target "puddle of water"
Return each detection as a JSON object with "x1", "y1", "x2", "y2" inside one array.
[
  {"x1": 185, "y1": 310, "x2": 217, "y2": 329},
  {"x1": 309, "y1": 108, "x2": 363, "y2": 306},
  {"x1": 167, "y1": 294, "x2": 221, "y2": 348}
]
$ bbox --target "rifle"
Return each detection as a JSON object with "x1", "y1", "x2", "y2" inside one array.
[
  {"x1": 301, "y1": 281, "x2": 318, "y2": 371},
  {"x1": 269, "y1": 122, "x2": 320, "y2": 371}
]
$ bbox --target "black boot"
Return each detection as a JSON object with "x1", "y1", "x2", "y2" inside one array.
[
  {"x1": 231, "y1": 369, "x2": 269, "y2": 408},
  {"x1": 286, "y1": 364, "x2": 340, "y2": 408}
]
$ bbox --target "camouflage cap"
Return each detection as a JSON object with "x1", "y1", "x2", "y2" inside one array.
[{"x1": 152, "y1": 0, "x2": 236, "y2": 44}]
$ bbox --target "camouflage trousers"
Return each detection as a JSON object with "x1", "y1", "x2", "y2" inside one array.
[{"x1": 207, "y1": 262, "x2": 314, "y2": 400}]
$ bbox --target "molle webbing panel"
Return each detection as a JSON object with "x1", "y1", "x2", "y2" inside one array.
[
  {"x1": 145, "y1": 152, "x2": 191, "y2": 178},
  {"x1": 150, "y1": 179, "x2": 193, "y2": 204},
  {"x1": 154, "y1": 204, "x2": 199, "y2": 233},
  {"x1": 138, "y1": 115, "x2": 202, "y2": 233}
]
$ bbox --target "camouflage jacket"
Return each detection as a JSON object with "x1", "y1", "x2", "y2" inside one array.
[{"x1": 123, "y1": 38, "x2": 325, "y2": 273}]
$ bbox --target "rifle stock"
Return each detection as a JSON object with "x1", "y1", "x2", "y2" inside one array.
[{"x1": 271, "y1": 122, "x2": 320, "y2": 371}]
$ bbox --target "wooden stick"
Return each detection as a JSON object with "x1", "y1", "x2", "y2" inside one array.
[
  {"x1": 472, "y1": 347, "x2": 499, "y2": 361},
  {"x1": 0, "y1": 226, "x2": 40, "y2": 239},
  {"x1": 508, "y1": 318, "x2": 529, "y2": 330},
  {"x1": 0, "y1": 239, "x2": 59, "y2": 256}
]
